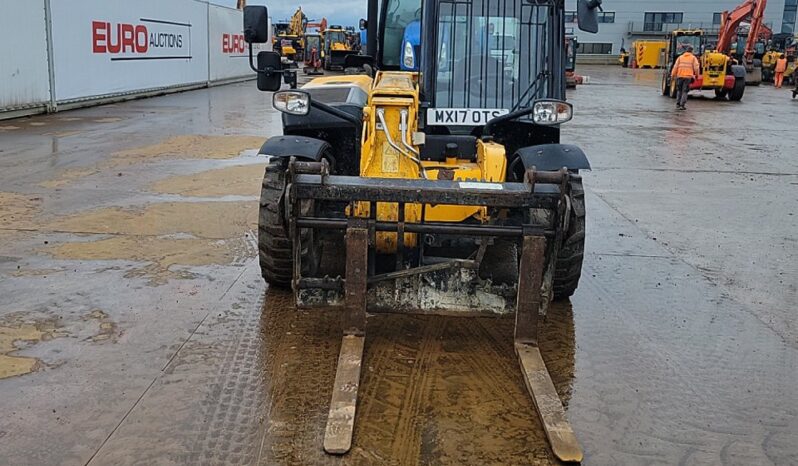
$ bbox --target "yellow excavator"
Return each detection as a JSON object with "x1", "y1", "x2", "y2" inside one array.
[
  {"x1": 244, "y1": 0, "x2": 605, "y2": 461},
  {"x1": 272, "y1": 7, "x2": 305, "y2": 66}
]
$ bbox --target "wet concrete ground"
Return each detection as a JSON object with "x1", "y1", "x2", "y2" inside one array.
[{"x1": 1, "y1": 67, "x2": 796, "y2": 465}]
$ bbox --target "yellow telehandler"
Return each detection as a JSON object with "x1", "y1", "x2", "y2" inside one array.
[{"x1": 243, "y1": 0, "x2": 604, "y2": 461}]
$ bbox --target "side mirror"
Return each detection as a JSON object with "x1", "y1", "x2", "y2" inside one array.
[
  {"x1": 244, "y1": 6, "x2": 270, "y2": 43},
  {"x1": 359, "y1": 18, "x2": 368, "y2": 31},
  {"x1": 257, "y1": 51, "x2": 283, "y2": 92},
  {"x1": 577, "y1": 0, "x2": 601, "y2": 34}
]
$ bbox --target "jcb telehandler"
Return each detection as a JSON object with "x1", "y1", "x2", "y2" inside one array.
[
  {"x1": 661, "y1": 29, "x2": 747, "y2": 101},
  {"x1": 244, "y1": 0, "x2": 603, "y2": 461}
]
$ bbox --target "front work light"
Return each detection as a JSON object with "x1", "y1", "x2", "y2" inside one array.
[
  {"x1": 532, "y1": 100, "x2": 573, "y2": 125},
  {"x1": 273, "y1": 90, "x2": 310, "y2": 116},
  {"x1": 403, "y1": 41, "x2": 415, "y2": 69}
]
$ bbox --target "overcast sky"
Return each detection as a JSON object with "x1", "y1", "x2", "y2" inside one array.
[{"x1": 211, "y1": 0, "x2": 367, "y2": 29}]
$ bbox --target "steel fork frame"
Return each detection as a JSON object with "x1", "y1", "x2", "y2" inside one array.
[{"x1": 289, "y1": 161, "x2": 583, "y2": 461}]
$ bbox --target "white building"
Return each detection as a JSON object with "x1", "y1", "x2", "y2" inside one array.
[{"x1": 564, "y1": 0, "x2": 797, "y2": 55}]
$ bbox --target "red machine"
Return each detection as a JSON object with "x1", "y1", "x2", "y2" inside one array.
[{"x1": 716, "y1": 0, "x2": 768, "y2": 84}]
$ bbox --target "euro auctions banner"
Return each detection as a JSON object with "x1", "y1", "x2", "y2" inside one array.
[
  {"x1": 208, "y1": 4, "x2": 271, "y2": 82},
  {"x1": 50, "y1": 0, "x2": 209, "y2": 101}
]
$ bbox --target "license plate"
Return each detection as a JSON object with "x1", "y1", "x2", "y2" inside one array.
[{"x1": 427, "y1": 108, "x2": 509, "y2": 126}]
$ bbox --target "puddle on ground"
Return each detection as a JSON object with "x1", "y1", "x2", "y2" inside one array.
[
  {"x1": 111, "y1": 135, "x2": 264, "y2": 166},
  {"x1": 38, "y1": 134, "x2": 264, "y2": 189},
  {"x1": 0, "y1": 316, "x2": 60, "y2": 380},
  {"x1": 149, "y1": 163, "x2": 267, "y2": 197},
  {"x1": 46, "y1": 235, "x2": 255, "y2": 284},
  {"x1": 9, "y1": 268, "x2": 65, "y2": 278},
  {"x1": 0, "y1": 192, "x2": 41, "y2": 229},
  {"x1": 38, "y1": 167, "x2": 100, "y2": 189},
  {"x1": 46, "y1": 201, "x2": 256, "y2": 239}
]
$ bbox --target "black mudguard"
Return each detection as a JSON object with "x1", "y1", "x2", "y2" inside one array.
[
  {"x1": 258, "y1": 135, "x2": 332, "y2": 162},
  {"x1": 512, "y1": 144, "x2": 591, "y2": 178},
  {"x1": 344, "y1": 54, "x2": 375, "y2": 69}
]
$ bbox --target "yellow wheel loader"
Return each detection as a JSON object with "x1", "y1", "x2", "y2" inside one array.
[{"x1": 243, "y1": 0, "x2": 604, "y2": 461}]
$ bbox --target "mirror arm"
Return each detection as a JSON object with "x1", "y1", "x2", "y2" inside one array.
[{"x1": 248, "y1": 43, "x2": 291, "y2": 76}]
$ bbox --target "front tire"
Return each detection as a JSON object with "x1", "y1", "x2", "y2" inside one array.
[
  {"x1": 728, "y1": 76, "x2": 746, "y2": 101},
  {"x1": 259, "y1": 159, "x2": 292, "y2": 287},
  {"x1": 258, "y1": 158, "x2": 319, "y2": 288},
  {"x1": 553, "y1": 177, "x2": 586, "y2": 300}
]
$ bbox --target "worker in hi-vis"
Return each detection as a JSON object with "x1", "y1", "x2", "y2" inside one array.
[
  {"x1": 774, "y1": 54, "x2": 788, "y2": 89},
  {"x1": 671, "y1": 45, "x2": 700, "y2": 111}
]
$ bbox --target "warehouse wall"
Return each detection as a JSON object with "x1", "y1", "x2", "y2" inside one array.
[
  {"x1": 564, "y1": 0, "x2": 789, "y2": 55},
  {"x1": 0, "y1": 0, "x2": 51, "y2": 115},
  {"x1": 209, "y1": 4, "x2": 271, "y2": 82},
  {"x1": 1, "y1": 0, "x2": 271, "y2": 120}
]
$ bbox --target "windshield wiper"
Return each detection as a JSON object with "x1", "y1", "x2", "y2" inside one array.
[{"x1": 510, "y1": 69, "x2": 549, "y2": 112}]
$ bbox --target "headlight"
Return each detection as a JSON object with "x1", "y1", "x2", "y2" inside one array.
[
  {"x1": 273, "y1": 90, "x2": 310, "y2": 116},
  {"x1": 532, "y1": 100, "x2": 573, "y2": 125},
  {"x1": 403, "y1": 41, "x2": 414, "y2": 69}
]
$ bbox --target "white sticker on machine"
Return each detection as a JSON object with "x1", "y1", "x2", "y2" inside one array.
[
  {"x1": 427, "y1": 108, "x2": 509, "y2": 126},
  {"x1": 459, "y1": 182, "x2": 504, "y2": 190}
]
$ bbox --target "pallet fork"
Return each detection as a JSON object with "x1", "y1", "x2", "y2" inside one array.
[{"x1": 285, "y1": 162, "x2": 584, "y2": 462}]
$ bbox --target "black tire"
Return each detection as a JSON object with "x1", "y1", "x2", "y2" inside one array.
[
  {"x1": 553, "y1": 177, "x2": 586, "y2": 300},
  {"x1": 661, "y1": 74, "x2": 670, "y2": 96},
  {"x1": 363, "y1": 63, "x2": 374, "y2": 78},
  {"x1": 714, "y1": 88, "x2": 728, "y2": 100},
  {"x1": 258, "y1": 158, "x2": 319, "y2": 288},
  {"x1": 669, "y1": 78, "x2": 677, "y2": 98},
  {"x1": 259, "y1": 158, "x2": 293, "y2": 287},
  {"x1": 728, "y1": 76, "x2": 746, "y2": 101},
  {"x1": 479, "y1": 240, "x2": 518, "y2": 285}
]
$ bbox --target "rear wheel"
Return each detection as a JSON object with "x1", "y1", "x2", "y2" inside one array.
[
  {"x1": 661, "y1": 74, "x2": 670, "y2": 96},
  {"x1": 728, "y1": 76, "x2": 746, "y2": 101},
  {"x1": 669, "y1": 79, "x2": 677, "y2": 98},
  {"x1": 714, "y1": 88, "x2": 728, "y2": 100},
  {"x1": 553, "y1": 177, "x2": 586, "y2": 300}
]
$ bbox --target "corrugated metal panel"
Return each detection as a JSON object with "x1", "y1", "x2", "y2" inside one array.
[{"x1": 0, "y1": 0, "x2": 51, "y2": 112}]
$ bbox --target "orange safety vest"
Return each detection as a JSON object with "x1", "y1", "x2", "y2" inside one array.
[
  {"x1": 775, "y1": 57, "x2": 788, "y2": 73},
  {"x1": 672, "y1": 52, "x2": 700, "y2": 78}
]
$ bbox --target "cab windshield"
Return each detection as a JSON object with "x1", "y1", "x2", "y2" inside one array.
[
  {"x1": 434, "y1": 0, "x2": 551, "y2": 110},
  {"x1": 326, "y1": 31, "x2": 346, "y2": 45},
  {"x1": 675, "y1": 35, "x2": 702, "y2": 56}
]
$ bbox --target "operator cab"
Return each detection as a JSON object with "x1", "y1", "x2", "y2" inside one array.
[{"x1": 374, "y1": 0, "x2": 599, "y2": 167}]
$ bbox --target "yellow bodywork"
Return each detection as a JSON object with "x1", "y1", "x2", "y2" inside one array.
[
  {"x1": 763, "y1": 51, "x2": 797, "y2": 78},
  {"x1": 304, "y1": 71, "x2": 507, "y2": 254},
  {"x1": 701, "y1": 51, "x2": 730, "y2": 88}
]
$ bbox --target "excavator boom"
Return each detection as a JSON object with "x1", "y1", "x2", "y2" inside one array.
[{"x1": 716, "y1": 0, "x2": 767, "y2": 62}]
